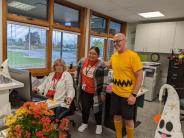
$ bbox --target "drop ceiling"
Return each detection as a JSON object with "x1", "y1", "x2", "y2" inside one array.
[{"x1": 67, "y1": 0, "x2": 184, "y2": 23}]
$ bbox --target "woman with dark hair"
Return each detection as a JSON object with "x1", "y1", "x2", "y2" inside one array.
[{"x1": 76, "y1": 47, "x2": 108, "y2": 134}]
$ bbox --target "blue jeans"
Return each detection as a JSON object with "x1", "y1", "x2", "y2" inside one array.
[{"x1": 54, "y1": 106, "x2": 70, "y2": 119}]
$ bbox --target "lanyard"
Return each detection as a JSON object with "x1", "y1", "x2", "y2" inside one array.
[
  {"x1": 51, "y1": 73, "x2": 62, "y2": 90},
  {"x1": 52, "y1": 79, "x2": 59, "y2": 90},
  {"x1": 85, "y1": 61, "x2": 98, "y2": 75}
]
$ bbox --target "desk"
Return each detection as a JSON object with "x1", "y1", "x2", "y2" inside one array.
[
  {"x1": 104, "y1": 87, "x2": 148, "y2": 132},
  {"x1": 0, "y1": 129, "x2": 6, "y2": 138},
  {"x1": 36, "y1": 99, "x2": 61, "y2": 109},
  {"x1": 134, "y1": 88, "x2": 149, "y2": 126},
  {"x1": 0, "y1": 79, "x2": 24, "y2": 116}
]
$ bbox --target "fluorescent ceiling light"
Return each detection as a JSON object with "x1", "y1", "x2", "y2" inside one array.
[
  {"x1": 138, "y1": 11, "x2": 164, "y2": 18},
  {"x1": 8, "y1": 1, "x2": 35, "y2": 11}
]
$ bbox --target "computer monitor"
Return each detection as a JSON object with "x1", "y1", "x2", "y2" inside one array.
[{"x1": 9, "y1": 68, "x2": 32, "y2": 101}]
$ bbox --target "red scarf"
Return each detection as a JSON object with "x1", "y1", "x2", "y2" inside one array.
[
  {"x1": 81, "y1": 59, "x2": 99, "y2": 93},
  {"x1": 46, "y1": 72, "x2": 62, "y2": 99}
]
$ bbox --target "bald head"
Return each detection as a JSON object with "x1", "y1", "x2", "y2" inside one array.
[{"x1": 113, "y1": 33, "x2": 126, "y2": 40}]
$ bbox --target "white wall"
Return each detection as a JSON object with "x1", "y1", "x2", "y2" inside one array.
[
  {"x1": 126, "y1": 23, "x2": 137, "y2": 50},
  {"x1": 0, "y1": 0, "x2": 2, "y2": 64}
]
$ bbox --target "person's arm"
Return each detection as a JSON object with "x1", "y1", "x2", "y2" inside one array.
[
  {"x1": 65, "y1": 72, "x2": 75, "y2": 105},
  {"x1": 101, "y1": 63, "x2": 109, "y2": 95},
  {"x1": 104, "y1": 61, "x2": 112, "y2": 69},
  {"x1": 101, "y1": 65, "x2": 109, "y2": 102},
  {"x1": 128, "y1": 53, "x2": 143, "y2": 105},
  {"x1": 132, "y1": 69, "x2": 143, "y2": 95},
  {"x1": 131, "y1": 53, "x2": 143, "y2": 96},
  {"x1": 95, "y1": 62, "x2": 109, "y2": 102},
  {"x1": 127, "y1": 69, "x2": 143, "y2": 105},
  {"x1": 36, "y1": 75, "x2": 50, "y2": 95}
]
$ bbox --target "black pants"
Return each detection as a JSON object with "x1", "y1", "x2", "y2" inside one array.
[{"x1": 81, "y1": 90, "x2": 102, "y2": 125}]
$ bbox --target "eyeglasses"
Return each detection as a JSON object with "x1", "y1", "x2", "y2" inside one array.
[{"x1": 113, "y1": 39, "x2": 124, "y2": 45}]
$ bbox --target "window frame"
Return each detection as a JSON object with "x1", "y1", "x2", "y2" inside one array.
[
  {"x1": 107, "y1": 38, "x2": 116, "y2": 61},
  {"x1": 52, "y1": 29, "x2": 80, "y2": 66},
  {"x1": 2, "y1": 1, "x2": 126, "y2": 76},
  {"x1": 7, "y1": 21, "x2": 49, "y2": 70},
  {"x1": 7, "y1": 0, "x2": 49, "y2": 22},
  {"x1": 109, "y1": 19, "x2": 122, "y2": 36},
  {"x1": 90, "y1": 35, "x2": 107, "y2": 60},
  {"x1": 90, "y1": 13, "x2": 108, "y2": 36},
  {"x1": 2, "y1": 0, "x2": 87, "y2": 76},
  {"x1": 53, "y1": 0, "x2": 81, "y2": 33},
  {"x1": 89, "y1": 10, "x2": 127, "y2": 61}
]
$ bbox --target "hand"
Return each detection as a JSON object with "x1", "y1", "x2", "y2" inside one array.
[
  {"x1": 104, "y1": 61, "x2": 111, "y2": 68},
  {"x1": 101, "y1": 94, "x2": 106, "y2": 102},
  {"x1": 65, "y1": 97, "x2": 72, "y2": 105},
  {"x1": 32, "y1": 87, "x2": 39, "y2": 93},
  {"x1": 127, "y1": 95, "x2": 136, "y2": 105},
  {"x1": 104, "y1": 61, "x2": 112, "y2": 68}
]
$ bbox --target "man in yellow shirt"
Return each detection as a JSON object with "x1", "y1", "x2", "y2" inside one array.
[{"x1": 110, "y1": 33, "x2": 143, "y2": 138}]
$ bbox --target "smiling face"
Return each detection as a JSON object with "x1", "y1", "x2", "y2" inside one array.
[
  {"x1": 155, "y1": 84, "x2": 183, "y2": 138},
  {"x1": 87, "y1": 48, "x2": 99, "y2": 62},
  {"x1": 157, "y1": 119, "x2": 173, "y2": 138},
  {"x1": 55, "y1": 62, "x2": 64, "y2": 73},
  {"x1": 53, "y1": 59, "x2": 65, "y2": 73},
  {"x1": 113, "y1": 33, "x2": 126, "y2": 53}
]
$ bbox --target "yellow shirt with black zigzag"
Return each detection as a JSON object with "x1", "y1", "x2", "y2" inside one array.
[{"x1": 110, "y1": 49, "x2": 143, "y2": 98}]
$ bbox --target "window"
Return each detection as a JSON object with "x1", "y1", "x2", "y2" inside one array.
[
  {"x1": 90, "y1": 15, "x2": 107, "y2": 33},
  {"x1": 7, "y1": 0, "x2": 48, "y2": 20},
  {"x1": 89, "y1": 12, "x2": 124, "y2": 61},
  {"x1": 107, "y1": 39, "x2": 116, "y2": 60},
  {"x1": 52, "y1": 30, "x2": 79, "y2": 66},
  {"x1": 4, "y1": 0, "x2": 85, "y2": 75},
  {"x1": 54, "y1": 3, "x2": 80, "y2": 28},
  {"x1": 7, "y1": 22, "x2": 47, "y2": 69},
  {"x1": 110, "y1": 21, "x2": 121, "y2": 35},
  {"x1": 90, "y1": 36, "x2": 105, "y2": 60}
]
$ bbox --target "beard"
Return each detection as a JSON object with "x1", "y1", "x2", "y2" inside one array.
[{"x1": 116, "y1": 46, "x2": 122, "y2": 52}]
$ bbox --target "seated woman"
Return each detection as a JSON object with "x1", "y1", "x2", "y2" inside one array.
[{"x1": 32, "y1": 58, "x2": 75, "y2": 118}]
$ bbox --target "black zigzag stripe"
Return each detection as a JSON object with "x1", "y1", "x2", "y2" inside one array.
[{"x1": 112, "y1": 79, "x2": 132, "y2": 87}]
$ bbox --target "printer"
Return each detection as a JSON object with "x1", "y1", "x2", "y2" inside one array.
[{"x1": 142, "y1": 62, "x2": 161, "y2": 101}]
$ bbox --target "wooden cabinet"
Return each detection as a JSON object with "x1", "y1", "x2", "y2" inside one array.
[
  {"x1": 134, "y1": 22, "x2": 177, "y2": 53},
  {"x1": 173, "y1": 21, "x2": 184, "y2": 50}
]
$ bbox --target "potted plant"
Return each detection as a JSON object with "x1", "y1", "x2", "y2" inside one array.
[{"x1": 4, "y1": 102, "x2": 71, "y2": 138}]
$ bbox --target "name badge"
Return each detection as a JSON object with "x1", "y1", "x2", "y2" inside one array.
[{"x1": 82, "y1": 83, "x2": 86, "y2": 91}]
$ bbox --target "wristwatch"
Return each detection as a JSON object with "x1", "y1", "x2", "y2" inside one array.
[{"x1": 131, "y1": 93, "x2": 137, "y2": 97}]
